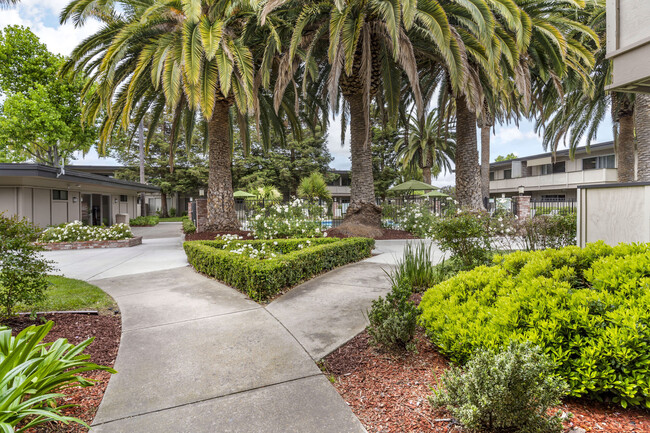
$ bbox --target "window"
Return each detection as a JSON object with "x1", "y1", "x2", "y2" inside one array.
[
  {"x1": 583, "y1": 154, "x2": 615, "y2": 170},
  {"x1": 489, "y1": 171, "x2": 495, "y2": 181},
  {"x1": 52, "y1": 190, "x2": 68, "y2": 201},
  {"x1": 541, "y1": 194, "x2": 566, "y2": 202},
  {"x1": 120, "y1": 195, "x2": 128, "y2": 202},
  {"x1": 539, "y1": 162, "x2": 565, "y2": 175},
  {"x1": 504, "y1": 169, "x2": 512, "y2": 180}
]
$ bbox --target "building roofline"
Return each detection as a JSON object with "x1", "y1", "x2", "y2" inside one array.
[
  {"x1": 490, "y1": 141, "x2": 614, "y2": 169},
  {"x1": 0, "y1": 163, "x2": 160, "y2": 192}
]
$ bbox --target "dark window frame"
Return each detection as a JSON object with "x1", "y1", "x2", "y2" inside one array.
[
  {"x1": 120, "y1": 195, "x2": 128, "y2": 202},
  {"x1": 52, "y1": 190, "x2": 68, "y2": 201}
]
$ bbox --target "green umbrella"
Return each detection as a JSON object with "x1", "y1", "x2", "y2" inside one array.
[
  {"x1": 233, "y1": 190, "x2": 256, "y2": 198},
  {"x1": 424, "y1": 190, "x2": 449, "y2": 198},
  {"x1": 389, "y1": 180, "x2": 438, "y2": 193}
]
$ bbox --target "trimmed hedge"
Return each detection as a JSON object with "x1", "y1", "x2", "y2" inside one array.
[
  {"x1": 129, "y1": 216, "x2": 159, "y2": 226},
  {"x1": 184, "y1": 237, "x2": 374, "y2": 301},
  {"x1": 419, "y1": 242, "x2": 650, "y2": 408},
  {"x1": 182, "y1": 216, "x2": 196, "y2": 234}
]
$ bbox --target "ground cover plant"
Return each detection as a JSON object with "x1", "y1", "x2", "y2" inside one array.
[
  {"x1": 184, "y1": 236, "x2": 374, "y2": 301},
  {"x1": 158, "y1": 216, "x2": 185, "y2": 222},
  {"x1": 419, "y1": 241, "x2": 650, "y2": 408},
  {"x1": 0, "y1": 321, "x2": 115, "y2": 431},
  {"x1": 129, "y1": 215, "x2": 159, "y2": 226},
  {"x1": 38, "y1": 221, "x2": 133, "y2": 243},
  {"x1": 15, "y1": 276, "x2": 117, "y2": 314}
]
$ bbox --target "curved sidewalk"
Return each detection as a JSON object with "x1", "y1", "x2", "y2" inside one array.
[{"x1": 44, "y1": 226, "x2": 426, "y2": 432}]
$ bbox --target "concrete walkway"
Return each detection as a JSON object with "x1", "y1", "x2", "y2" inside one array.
[{"x1": 44, "y1": 224, "x2": 425, "y2": 432}]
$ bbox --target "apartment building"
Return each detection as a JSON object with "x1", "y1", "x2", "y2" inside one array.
[{"x1": 489, "y1": 142, "x2": 622, "y2": 201}]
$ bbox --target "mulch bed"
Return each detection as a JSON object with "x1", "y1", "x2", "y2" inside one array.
[
  {"x1": 324, "y1": 330, "x2": 650, "y2": 433},
  {"x1": 3, "y1": 313, "x2": 121, "y2": 433},
  {"x1": 184, "y1": 230, "x2": 254, "y2": 241},
  {"x1": 326, "y1": 228, "x2": 419, "y2": 240}
]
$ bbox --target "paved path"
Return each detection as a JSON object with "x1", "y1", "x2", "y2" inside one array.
[{"x1": 45, "y1": 224, "x2": 426, "y2": 432}]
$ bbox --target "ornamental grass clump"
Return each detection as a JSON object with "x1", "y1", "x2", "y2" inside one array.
[
  {"x1": 39, "y1": 221, "x2": 133, "y2": 243},
  {"x1": 390, "y1": 241, "x2": 454, "y2": 292},
  {"x1": 430, "y1": 343, "x2": 568, "y2": 433},
  {"x1": 419, "y1": 241, "x2": 650, "y2": 408}
]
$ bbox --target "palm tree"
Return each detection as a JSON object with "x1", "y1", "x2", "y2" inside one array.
[
  {"x1": 263, "y1": 0, "x2": 462, "y2": 229},
  {"x1": 395, "y1": 111, "x2": 455, "y2": 185},
  {"x1": 297, "y1": 172, "x2": 331, "y2": 202},
  {"x1": 537, "y1": 0, "x2": 638, "y2": 183},
  {"x1": 61, "y1": 0, "x2": 261, "y2": 231}
]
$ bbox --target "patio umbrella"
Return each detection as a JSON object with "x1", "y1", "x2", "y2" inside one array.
[
  {"x1": 389, "y1": 180, "x2": 438, "y2": 194},
  {"x1": 233, "y1": 190, "x2": 256, "y2": 198},
  {"x1": 424, "y1": 190, "x2": 449, "y2": 198}
]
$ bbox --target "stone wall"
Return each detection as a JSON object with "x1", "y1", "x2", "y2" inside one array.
[{"x1": 37, "y1": 236, "x2": 143, "y2": 251}]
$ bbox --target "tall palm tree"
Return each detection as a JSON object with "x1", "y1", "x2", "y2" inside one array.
[
  {"x1": 395, "y1": 111, "x2": 455, "y2": 185},
  {"x1": 537, "y1": 0, "x2": 638, "y2": 183},
  {"x1": 263, "y1": 0, "x2": 462, "y2": 229},
  {"x1": 61, "y1": 0, "x2": 262, "y2": 231}
]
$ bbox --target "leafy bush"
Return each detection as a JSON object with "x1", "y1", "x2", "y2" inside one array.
[
  {"x1": 0, "y1": 214, "x2": 53, "y2": 317},
  {"x1": 520, "y1": 213, "x2": 576, "y2": 250},
  {"x1": 419, "y1": 242, "x2": 650, "y2": 407},
  {"x1": 367, "y1": 282, "x2": 418, "y2": 352},
  {"x1": 182, "y1": 216, "x2": 196, "y2": 234},
  {"x1": 430, "y1": 343, "x2": 568, "y2": 433},
  {"x1": 383, "y1": 203, "x2": 438, "y2": 237},
  {"x1": 247, "y1": 199, "x2": 326, "y2": 239},
  {"x1": 430, "y1": 210, "x2": 493, "y2": 269},
  {"x1": 169, "y1": 207, "x2": 176, "y2": 217},
  {"x1": 184, "y1": 237, "x2": 374, "y2": 301},
  {"x1": 38, "y1": 221, "x2": 133, "y2": 243},
  {"x1": 0, "y1": 321, "x2": 115, "y2": 431},
  {"x1": 390, "y1": 241, "x2": 454, "y2": 292},
  {"x1": 129, "y1": 215, "x2": 159, "y2": 226}
]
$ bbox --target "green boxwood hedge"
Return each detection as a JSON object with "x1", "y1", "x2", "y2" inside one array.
[
  {"x1": 419, "y1": 242, "x2": 650, "y2": 408},
  {"x1": 184, "y1": 237, "x2": 374, "y2": 301}
]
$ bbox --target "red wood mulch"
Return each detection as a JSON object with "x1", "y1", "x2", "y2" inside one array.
[
  {"x1": 324, "y1": 330, "x2": 650, "y2": 433},
  {"x1": 3, "y1": 313, "x2": 121, "y2": 433},
  {"x1": 326, "y1": 228, "x2": 419, "y2": 240}
]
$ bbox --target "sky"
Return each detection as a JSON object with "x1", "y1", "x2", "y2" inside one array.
[{"x1": 0, "y1": 1, "x2": 616, "y2": 187}]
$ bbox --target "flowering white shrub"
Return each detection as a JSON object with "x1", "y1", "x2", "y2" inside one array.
[
  {"x1": 248, "y1": 199, "x2": 326, "y2": 239},
  {"x1": 38, "y1": 221, "x2": 133, "y2": 243},
  {"x1": 216, "y1": 236, "x2": 314, "y2": 260}
]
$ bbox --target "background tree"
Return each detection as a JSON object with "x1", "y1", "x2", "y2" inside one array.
[
  {"x1": 297, "y1": 172, "x2": 331, "y2": 202},
  {"x1": 372, "y1": 126, "x2": 402, "y2": 200},
  {"x1": 0, "y1": 26, "x2": 95, "y2": 165},
  {"x1": 494, "y1": 153, "x2": 518, "y2": 162}
]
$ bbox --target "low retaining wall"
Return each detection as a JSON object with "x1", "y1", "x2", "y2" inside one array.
[{"x1": 37, "y1": 236, "x2": 143, "y2": 251}]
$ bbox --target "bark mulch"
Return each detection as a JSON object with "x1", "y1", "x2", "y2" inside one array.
[
  {"x1": 184, "y1": 230, "x2": 254, "y2": 241},
  {"x1": 324, "y1": 330, "x2": 650, "y2": 433},
  {"x1": 326, "y1": 227, "x2": 419, "y2": 240},
  {"x1": 3, "y1": 313, "x2": 121, "y2": 433}
]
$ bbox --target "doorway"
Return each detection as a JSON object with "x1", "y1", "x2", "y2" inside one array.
[{"x1": 81, "y1": 194, "x2": 112, "y2": 226}]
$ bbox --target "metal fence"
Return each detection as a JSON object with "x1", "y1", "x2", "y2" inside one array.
[
  {"x1": 530, "y1": 199, "x2": 577, "y2": 216},
  {"x1": 234, "y1": 196, "x2": 454, "y2": 230}
]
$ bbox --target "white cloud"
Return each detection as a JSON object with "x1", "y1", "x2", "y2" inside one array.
[
  {"x1": 494, "y1": 126, "x2": 542, "y2": 145},
  {"x1": 0, "y1": 1, "x2": 102, "y2": 56}
]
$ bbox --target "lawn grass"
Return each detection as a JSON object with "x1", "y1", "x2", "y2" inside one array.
[
  {"x1": 16, "y1": 276, "x2": 117, "y2": 313},
  {"x1": 159, "y1": 217, "x2": 185, "y2": 222}
]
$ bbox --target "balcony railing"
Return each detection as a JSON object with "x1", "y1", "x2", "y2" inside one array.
[{"x1": 489, "y1": 169, "x2": 618, "y2": 192}]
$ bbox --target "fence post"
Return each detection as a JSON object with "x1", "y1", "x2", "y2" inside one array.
[
  {"x1": 195, "y1": 198, "x2": 207, "y2": 233},
  {"x1": 514, "y1": 195, "x2": 531, "y2": 220}
]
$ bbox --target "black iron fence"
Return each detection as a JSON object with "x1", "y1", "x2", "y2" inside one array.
[{"x1": 530, "y1": 199, "x2": 577, "y2": 216}]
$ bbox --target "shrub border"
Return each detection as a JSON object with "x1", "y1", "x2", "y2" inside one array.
[
  {"x1": 184, "y1": 237, "x2": 375, "y2": 301},
  {"x1": 36, "y1": 236, "x2": 142, "y2": 250}
]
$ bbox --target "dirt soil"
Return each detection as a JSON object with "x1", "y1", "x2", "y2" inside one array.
[
  {"x1": 3, "y1": 313, "x2": 121, "y2": 433},
  {"x1": 324, "y1": 330, "x2": 650, "y2": 433},
  {"x1": 326, "y1": 227, "x2": 419, "y2": 240}
]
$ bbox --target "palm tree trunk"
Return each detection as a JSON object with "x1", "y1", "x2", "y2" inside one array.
[
  {"x1": 455, "y1": 96, "x2": 483, "y2": 209},
  {"x1": 635, "y1": 94, "x2": 650, "y2": 181},
  {"x1": 618, "y1": 113, "x2": 636, "y2": 182},
  {"x1": 342, "y1": 92, "x2": 381, "y2": 228},
  {"x1": 422, "y1": 166, "x2": 432, "y2": 185},
  {"x1": 206, "y1": 101, "x2": 239, "y2": 231},
  {"x1": 480, "y1": 124, "x2": 491, "y2": 208}
]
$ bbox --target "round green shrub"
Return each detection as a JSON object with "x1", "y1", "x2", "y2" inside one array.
[{"x1": 419, "y1": 241, "x2": 650, "y2": 408}]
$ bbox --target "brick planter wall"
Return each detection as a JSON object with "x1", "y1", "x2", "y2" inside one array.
[
  {"x1": 514, "y1": 195, "x2": 532, "y2": 220},
  {"x1": 37, "y1": 236, "x2": 143, "y2": 251}
]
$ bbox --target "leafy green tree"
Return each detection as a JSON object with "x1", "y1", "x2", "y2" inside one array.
[
  {"x1": 495, "y1": 153, "x2": 518, "y2": 162},
  {"x1": 298, "y1": 172, "x2": 331, "y2": 202},
  {"x1": 372, "y1": 126, "x2": 401, "y2": 199},
  {"x1": 232, "y1": 129, "x2": 333, "y2": 198},
  {"x1": 0, "y1": 26, "x2": 95, "y2": 165}
]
